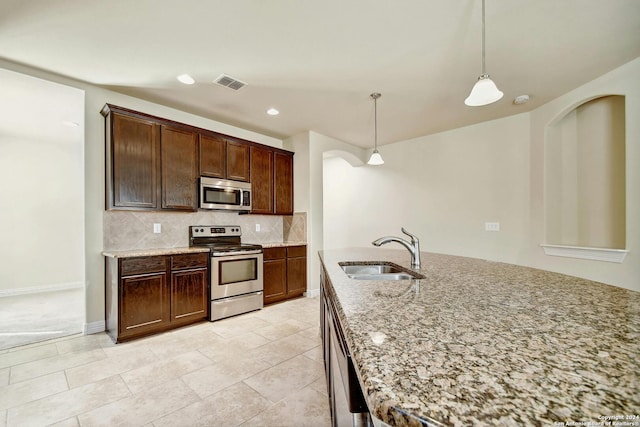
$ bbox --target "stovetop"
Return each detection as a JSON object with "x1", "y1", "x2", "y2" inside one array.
[{"x1": 189, "y1": 225, "x2": 262, "y2": 255}]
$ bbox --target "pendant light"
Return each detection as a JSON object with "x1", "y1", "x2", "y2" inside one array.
[
  {"x1": 464, "y1": 0, "x2": 503, "y2": 106},
  {"x1": 368, "y1": 93, "x2": 384, "y2": 165}
]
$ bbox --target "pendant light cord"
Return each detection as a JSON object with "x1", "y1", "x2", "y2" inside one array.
[
  {"x1": 481, "y1": 0, "x2": 486, "y2": 75},
  {"x1": 374, "y1": 96, "x2": 378, "y2": 150},
  {"x1": 370, "y1": 93, "x2": 381, "y2": 151}
]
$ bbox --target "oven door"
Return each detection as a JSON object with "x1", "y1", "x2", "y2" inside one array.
[{"x1": 211, "y1": 253, "x2": 263, "y2": 299}]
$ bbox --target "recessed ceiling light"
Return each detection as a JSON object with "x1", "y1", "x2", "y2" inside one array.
[
  {"x1": 513, "y1": 94, "x2": 530, "y2": 105},
  {"x1": 266, "y1": 108, "x2": 279, "y2": 116},
  {"x1": 177, "y1": 74, "x2": 195, "y2": 85}
]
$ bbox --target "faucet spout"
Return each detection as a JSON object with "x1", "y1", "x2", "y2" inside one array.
[{"x1": 372, "y1": 228, "x2": 421, "y2": 268}]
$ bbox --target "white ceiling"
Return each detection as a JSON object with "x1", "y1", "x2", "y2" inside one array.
[{"x1": 1, "y1": 0, "x2": 638, "y2": 148}]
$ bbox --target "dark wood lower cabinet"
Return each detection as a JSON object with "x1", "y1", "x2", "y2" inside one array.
[
  {"x1": 171, "y1": 268, "x2": 208, "y2": 326},
  {"x1": 120, "y1": 272, "x2": 170, "y2": 340},
  {"x1": 286, "y1": 246, "x2": 307, "y2": 297},
  {"x1": 106, "y1": 252, "x2": 209, "y2": 343},
  {"x1": 263, "y1": 245, "x2": 307, "y2": 305},
  {"x1": 263, "y1": 248, "x2": 287, "y2": 305}
]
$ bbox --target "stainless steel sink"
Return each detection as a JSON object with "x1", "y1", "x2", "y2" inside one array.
[
  {"x1": 339, "y1": 262, "x2": 425, "y2": 281},
  {"x1": 341, "y1": 264, "x2": 403, "y2": 275},
  {"x1": 349, "y1": 273, "x2": 416, "y2": 280}
]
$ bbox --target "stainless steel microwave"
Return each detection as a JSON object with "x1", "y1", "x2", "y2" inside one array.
[{"x1": 199, "y1": 177, "x2": 252, "y2": 211}]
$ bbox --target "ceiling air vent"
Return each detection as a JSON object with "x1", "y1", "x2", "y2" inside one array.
[{"x1": 214, "y1": 74, "x2": 247, "y2": 91}]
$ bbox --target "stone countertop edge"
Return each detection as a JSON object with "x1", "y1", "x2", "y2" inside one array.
[
  {"x1": 102, "y1": 243, "x2": 306, "y2": 258},
  {"x1": 102, "y1": 247, "x2": 210, "y2": 258},
  {"x1": 319, "y1": 247, "x2": 640, "y2": 427},
  {"x1": 261, "y1": 242, "x2": 307, "y2": 248}
]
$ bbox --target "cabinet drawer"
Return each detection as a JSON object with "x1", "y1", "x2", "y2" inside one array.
[
  {"x1": 171, "y1": 253, "x2": 209, "y2": 270},
  {"x1": 121, "y1": 256, "x2": 167, "y2": 276},
  {"x1": 263, "y1": 247, "x2": 287, "y2": 261},
  {"x1": 287, "y1": 245, "x2": 306, "y2": 258}
]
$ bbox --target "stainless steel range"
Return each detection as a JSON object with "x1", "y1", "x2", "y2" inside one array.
[{"x1": 189, "y1": 225, "x2": 263, "y2": 321}]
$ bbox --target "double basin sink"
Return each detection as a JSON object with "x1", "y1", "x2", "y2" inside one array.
[{"x1": 339, "y1": 261, "x2": 425, "y2": 281}]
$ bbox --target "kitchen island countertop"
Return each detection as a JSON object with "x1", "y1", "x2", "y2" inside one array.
[{"x1": 319, "y1": 248, "x2": 640, "y2": 426}]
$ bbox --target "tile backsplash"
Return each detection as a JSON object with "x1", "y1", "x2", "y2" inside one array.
[{"x1": 104, "y1": 211, "x2": 307, "y2": 251}]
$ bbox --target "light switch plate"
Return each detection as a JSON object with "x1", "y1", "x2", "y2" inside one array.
[
  {"x1": 153, "y1": 223, "x2": 161, "y2": 233},
  {"x1": 255, "y1": 224, "x2": 261, "y2": 232},
  {"x1": 485, "y1": 222, "x2": 500, "y2": 232}
]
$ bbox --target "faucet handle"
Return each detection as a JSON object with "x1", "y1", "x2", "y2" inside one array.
[{"x1": 401, "y1": 227, "x2": 419, "y2": 243}]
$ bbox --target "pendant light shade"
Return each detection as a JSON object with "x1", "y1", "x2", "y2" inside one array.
[
  {"x1": 465, "y1": 0, "x2": 503, "y2": 107},
  {"x1": 465, "y1": 74, "x2": 503, "y2": 106},
  {"x1": 368, "y1": 150, "x2": 384, "y2": 166},
  {"x1": 368, "y1": 93, "x2": 384, "y2": 166}
]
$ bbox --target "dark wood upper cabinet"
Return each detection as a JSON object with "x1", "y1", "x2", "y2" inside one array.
[
  {"x1": 250, "y1": 146, "x2": 274, "y2": 214},
  {"x1": 200, "y1": 135, "x2": 250, "y2": 182},
  {"x1": 199, "y1": 134, "x2": 226, "y2": 178},
  {"x1": 251, "y1": 148, "x2": 294, "y2": 215},
  {"x1": 274, "y1": 152, "x2": 294, "y2": 215},
  {"x1": 161, "y1": 126, "x2": 198, "y2": 211},
  {"x1": 102, "y1": 104, "x2": 294, "y2": 214},
  {"x1": 227, "y1": 140, "x2": 251, "y2": 182},
  {"x1": 108, "y1": 113, "x2": 160, "y2": 209}
]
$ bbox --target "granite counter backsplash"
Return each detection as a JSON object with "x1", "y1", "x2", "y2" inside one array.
[{"x1": 319, "y1": 248, "x2": 640, "y2": 427}]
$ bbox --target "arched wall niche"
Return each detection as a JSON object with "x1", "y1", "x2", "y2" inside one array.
[{"x1": 543, "y1": 95, "x2": 627, "y2": 262}]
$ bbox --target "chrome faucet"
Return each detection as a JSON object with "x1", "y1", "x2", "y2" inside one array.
[{"x1": 372, "y1": 227, "x2": 421, "y2": 269}]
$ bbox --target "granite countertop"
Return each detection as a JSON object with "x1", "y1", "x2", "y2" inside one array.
[
  {"x1": 261, "y1": 241, "x2": 307, "y2": 248},
  {"x1": 103, "y1": 242, "x2": 306, "y2": 257},
  {"x1": 319, "y1": 248, "x2": 640, "y2": 427},
  {"x1": 102, "y1": 247, "x2": 210, "y2": 258}
]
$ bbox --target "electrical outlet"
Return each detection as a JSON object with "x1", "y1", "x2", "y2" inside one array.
[
  {"x1": 485, "y1": 222, "x2": 500, "y2": 232},
  {"x1": 153, "y1": 223, "x2": 161, "y2": 234},
  {"x1": 255, "y1": 224, "x2": 261, "y2": 232}
]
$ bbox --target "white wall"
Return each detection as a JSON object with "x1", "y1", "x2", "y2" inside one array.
[
  {"x1": 529, "y1": 57, "x2": 640, "y2": 290},
  {"x1": 323, "y1": 57, "x2": 640, "y2": 292},
  {"x1": 323, "y1": 113, "x2": 531, "y2": 265},
  {"x1": 0, "y1": 69, "x2": 84, "y2": 293},
  {"x1": 285, "y1": 131, "x2": 366, "y2": 294}
]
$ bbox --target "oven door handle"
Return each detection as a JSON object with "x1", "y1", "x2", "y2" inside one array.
[
  {"x1": 212, "y1": 291, "x2": 264, "y2": 304},
  {"x1": 211, "y1": 249, "x2": 263, "y2": 256}
]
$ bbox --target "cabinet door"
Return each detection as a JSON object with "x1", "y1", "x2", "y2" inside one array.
[
  {"x1": 250, "y1": 146, "x2": 274, "y2": 214},
  {"x1": 287, "y1": 256, "x2": 307, "y2": 297},
  {"x1": 200, "y1": 134, "x2": 226, "y2": 178},
  {"x1": 110, "y1": 113, "x2": 160, "y2": 209},
  {"x1": 161, "y1": 126, "x2": 198, "y2": 210},
  {"x1": 227, "y1": 140, "x2": 250, "y2": 182},
  {"x1": 120, "y1": 272, "x2": 170, "y2": 339},
  {"x1": 274, "y1": 152, "x2": 294, "y2": 215},
  {"x1": 171, "y1": 268, "x2": 208, "y2": 325},
  {"x1": 264, "y1": 258, "x2": 287, "y2": 305}
]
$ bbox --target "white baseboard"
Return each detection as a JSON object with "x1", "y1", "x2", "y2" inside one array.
[
  {"x1": 0, "y1": 282, "x2": 84, "y2": 298},
  {"x1": 304, "y1": 288, "x2": 320, "y2": 298},
  {"x1": 84, "y1": 320, "x2": 105, "y2": 335},
  {"x1": 540, "y1": 244, "x2": 628, "y2": 263}
]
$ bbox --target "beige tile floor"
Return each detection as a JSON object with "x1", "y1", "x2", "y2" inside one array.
[{"x1": 0, "y1": 296, "x2": 331, "y2": 427}]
